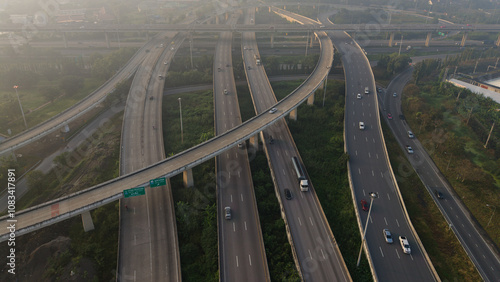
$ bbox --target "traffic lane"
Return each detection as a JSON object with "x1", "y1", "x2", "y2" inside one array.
[
  {"x1": 266, "y1": 133, "x2": 334, "y2": 282},
  {"x1": 386, "y1": 73, "x2": 500, "y2": 280}
]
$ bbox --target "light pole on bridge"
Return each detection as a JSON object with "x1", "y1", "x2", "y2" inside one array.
[{"x1": 357, "y1": 192, "x2": 378, "y2": 267}]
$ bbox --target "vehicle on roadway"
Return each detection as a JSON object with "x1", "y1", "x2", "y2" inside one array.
[
  {"x1": 364, "y1": 87, "x2": 369, "y2": 94},
  {"x1": 434, "y1": 190, "x2": 444, "y2": 199},
  {"x1": 406, "y1": 145, "x2": 414, "y2": 154},
  {"x1": 393, "y1": 92, "x2": 397, "y2": 97},
  {"x1": 357, "y1": 93, "x2": 362, "y2": 99},
  {"x1": 399, "y1": 236, "x2": 411, "y2": 254},
  {"x1": 223, "y1": 89, "x2": 228, "y2": 95},
  {"x1": 269, "y1": 107, "x2": 277, "y2": 114},
  {"x1": 291, "y1": 157, "x2": 309, "y2": 192},
  {"x1": 407, "y1": 131, "x2": 414, "y2": 138},
  {"x1": 387, "y1": 113, "x2": 392, "y2": 119},
  {"x1": 225, "y1": 207, "x2": 231, "y2": 220},
  {"x1": 238, "y1": 142, "x2": 244, "y2": 149},
  {"x1": 359, "y1": 122, "x2": 365, "y2": 130},
  {"x1": 383, "y1": 229, "x2": 393, "y2": 243},
  {"x1": 360, "y1": 199, "x2": 369, "y2": 211},
  {"x1": 285, "y1": 189, "x2": 293, "y2": 200}
]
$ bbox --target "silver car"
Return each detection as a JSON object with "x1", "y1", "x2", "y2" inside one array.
[{"x1": 383, "y1": 229, "x2": 393, "y2": 243}]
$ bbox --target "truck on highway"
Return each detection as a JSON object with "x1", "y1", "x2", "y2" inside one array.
[
  {"x1": 291, "y1": 157, "x2": 309, "y2": 191},
  {"x1": 254, "y1": 54, "x2": 261, "y2": 65}
]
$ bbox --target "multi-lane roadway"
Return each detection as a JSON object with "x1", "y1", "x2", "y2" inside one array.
[
  {"x1": 214, "y1": 13, "x2": 270, "y2": 282},
  {"x1": 382, "y1": 68, "x2": 500, "y2": 282},
  {"x1": 318, "y1": 13, "x2": 438, "y2": 281}
]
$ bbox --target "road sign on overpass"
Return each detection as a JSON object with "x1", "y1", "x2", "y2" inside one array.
[
  {"x1": 123, "y1": 187, "x2": 145, "y2": 198},
  {"x1": 149, "y1": 177, "x2": 166, "y2": 188}
]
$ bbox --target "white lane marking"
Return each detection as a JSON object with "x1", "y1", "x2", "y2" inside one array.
[
  {"x1": 450, "y1": 206, "x2": 453, "y2": 210},
  {"x1": 231, "y1": 195, "x2": 233, "y2": 203},
  {"x1": 372, "y1": 170, "x2": 375, "y2": 176},
  {"x1": 241, "y1": 194, "x2": 244, "y2": 202},
  {"x1": 387, "y1": 193, "x2": 390, "y2": 200},
  {"x1": 384, "y1": 217, "x2": 388, "y2": 225},
  {"x1": 468, "y1": 233, "x2": 471, "y2": 237},
  {"x1": 233, "y1": 222, "x2": 236, "y2": 232},
  {"x1": 370, "y1": 216, "x2": 373, "y2": 223},
  {"x1": 410, "y1": 254, "x2": 414, "y2": 261},
  {"x1": 379, "y1": 246, "x2": 384, "y2": 257},
  {"x1": 456, "y1": 215, "x2": 459, "y2": 218},
  {"x1": 381, "y1": 172, "x2": 384, "y2": 178},
  {"x1": 462, "y1": 224, "x2": 465, "y2": 227},
  {"x1": 309, "y1": 217, "x2": 314, "y2": 226},
  {"x1": 321, "y1": 249, "x2": 326, "y2": 260},
  {"x1": 298, "y1": 217, "x2": 302, "y2": 226},
  {"x1": 354, "y1": 135, "x2": 356, "y2": 141},
  {"x1": 285, "y1": 151, "x2": 289, "y2": 156},
  {"x1": 308, "y1": 249, "x2": 313, "y2": 259},
  {"x1": 249, "y1": 254, "x2": 252, "y2": 266},
  {"x1": 134, "y1": 234, "x2": 137, "y2": 245},
  {"x1": 358, "y1": 168, "x2": 361, "y2": 175},
  {"x1": 368, "y1": 152, "x2": 371, "y2": 158},
  {"x1": 277, "y1": 150, "x2": 280, "y2": 157},
  {"x1": 363, "y1": 190, "x2": 366, "y2": 196},
  {"x1": 396, "y1": 219, "x2": 400, "y2": 227},
  {"x1": 283, "y1": 169, "x2": 286, "y2": 175},
  {"x1": 396, "y1": 249, "x2": 400, "y2": 259},
  {"x1": 244, "y1": 221, "x2": 247, "y2": 231},
  {"x1": 236, "y1": 256, "x2": 239, "y2": 267},
  {"x1": 365, "y1": 137, "x2": 368, "y2": 142},
  {"x1": 372, "y1": 138, "x2": 376, "y2": 143},
  {"x1": 376, "y1": 154, "x2": 379, "y2": 159}
]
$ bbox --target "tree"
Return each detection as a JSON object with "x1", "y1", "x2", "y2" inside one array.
[
  {"x1": 59, "y1": 76, "x2": 84, "y2": 95},
  {"x1": 39, "y1": 86, "x2": 61, "y2": 101},
  {"x1": 26, "y1": 170, "x2": 44, "y2": 192}
]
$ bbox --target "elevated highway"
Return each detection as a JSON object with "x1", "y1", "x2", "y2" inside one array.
[{"x1": 0, "y1": 13, "x2": 333, "y2": 241}]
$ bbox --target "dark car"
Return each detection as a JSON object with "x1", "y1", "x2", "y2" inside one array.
[
  {"x1": 399, "y1": 114, "x2": 405, "y2": 120},
  {"x1": 360, "y1": 199, "x2": 369, "y2": 211},
  {"x1": 285, "y1": 189, "x2": 293, "y2": 200},
  {"x1": 434, "y1": 190, "x2": 444, "y2": 199}
]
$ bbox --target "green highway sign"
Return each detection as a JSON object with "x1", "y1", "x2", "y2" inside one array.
[
  {"x1": 149, "y1": 177, "x2": 166, "y2": 188},
  {"x1": 123, "y1": 187, "x2": 145, "y2": 198}
]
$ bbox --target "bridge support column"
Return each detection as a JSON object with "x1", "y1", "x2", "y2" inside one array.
[
  {"x1": 310, "y1": 33, "x2": 314, "y2": 48},
  {"x1": 249, "y1": 134, "x2": 259, "y2": 150},
  {"x1": 289, "y1": 108, "x2": 297, "y2": 121},
  {"x1": 461, "y1": 32, "x2": 468, "y2": 47},
  {"x1": 496, "y1": 34, "x2": 500, "y2": 47},
  {"x1": 388, "y1": 32, "x2": 394, "y2": 47},
  {"x1": 183, "y1": 169, "x2": 194, "y2": 187},
  {"x1": 425, "y1": 32, "x2": 432, "y2": 47},
  {"x1": 271, "y1": 34, "x2": 274, "y2": 48},
  {"x1": 105, "y1": 32, "x2": 110, "y2": 48},
  {"x1": 216, "y1": 15, "x2": 219, "y2": 24},
  {"x1": 81, "y1": 211, "x2": 95, "y2": 232},
  {"x1": 146, "y1": 32, "x2": 149, "y2": 41},
  {"x1": 63, "y1": 32, "x2": 68, "y2": 48},
  {"x1": 307, "y1": 93, "x2": 315, "y2": 105}
]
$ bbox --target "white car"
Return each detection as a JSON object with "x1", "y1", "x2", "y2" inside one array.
[
  {"x1": 225, "y1": 207, "x2": 231, "y2": 220},
  {"x1": 383, "y1": 229, "x2": 393, "y2": 244},
  {"x1": 357, "y1": 93, "x2": 362, "y2": 99},
  {"x1": 407, "y1": 131, "x2": 414, "y2": 138},
  {"x1": 393, "y1": 92, "x2": 397, "y2": 97},
  {"x1": 269, "y1": 108, "x2": 277, "y2": 114},
  {"x1": 359, "y1": 122, "x2": 365, "y2": 130},
  {"x1": 223, "y1": 89, "x2": 228, "y2": 95},
  {"x1": 406, "y1": 145, "x2": 414, "y2": 154},
  {"x1": 399, "y1": 236, "x2": 411, "y2": 254}
]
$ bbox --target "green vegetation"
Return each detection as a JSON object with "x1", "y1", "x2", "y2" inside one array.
[
  {"x1": 381, "y1": 118, "x2": 481, "y2": 281},
  {"x1": 162, "y1": 90, "x2": 217, "y2": 281},
  {"x1": 0, "y1": 47, "x2": 136, "y2": 135},
  {"x1": 0, "y1": 112, "x2": 122, "y2": 281}
]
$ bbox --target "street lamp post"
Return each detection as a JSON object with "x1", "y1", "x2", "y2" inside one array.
[
  {"x1": 357, "y1": 192, "x2": 378, "y2": 267},
  {"x1": 178, "y1": 98, "x2": 184, "y2": 143},
  {"x1": 13, "y1": 85, "x2": 28, "y2": 130},
  {"x1": 486, "y1": 204, "x2": 496, "y2": 228}
]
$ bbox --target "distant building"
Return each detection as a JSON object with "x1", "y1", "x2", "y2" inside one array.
[
  {"x1": 93, "y1": 7, "x2": 115, "y2": 24},
  {"x1": 55, "y1": 8, "x2": 86, "y2": 23},
  {"x1": 10, "y1": 15, "x2": 32, "y2": 25}
]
